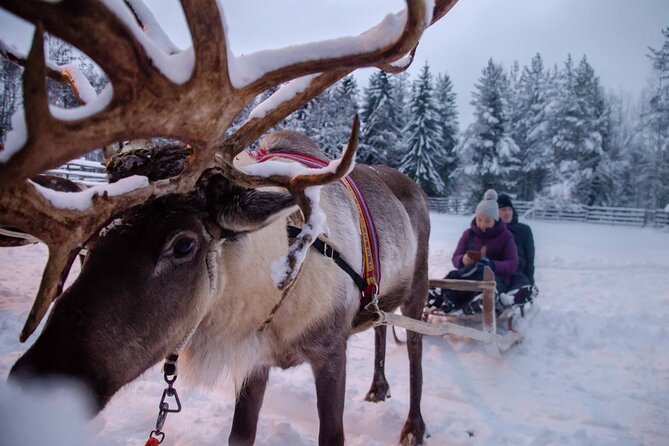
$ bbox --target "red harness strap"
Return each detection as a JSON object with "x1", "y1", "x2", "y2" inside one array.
[{"x1": 248, "y1": 148, "x2": 381, "y2": 296}]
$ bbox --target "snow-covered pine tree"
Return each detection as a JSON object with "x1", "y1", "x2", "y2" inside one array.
[
  {"x1": 235, "y1": 77, "x2": 357, "y2": 158},
  {"x1": 508, "y1": 53, "x2": 554, "y2": 200},
  {"x1": 434, "y1": 72, "x2": 459, "y2": 195},
  {"x1": 505, "y1": 59, "x2": 524, "y2": 198},
  {"x1": 636, "y1": 96, "x2": 666, "y2": 209},
  {"x1": 453, "y1": 58, "x2": 519, "y2": 206},
  {"x1": 332, "y1": 75, "x2": 360, "y2": 158},
  {"x1": 302, "y1": 88, "x2": 336, "y2": 150},
  {"x1": 608, "y1": 92, "x2": 643, "y2": 207},
  {"x1": 359, "y1": 70, "x2": 402, "y2": 166},
  {"x1": 318, "y1": 75, "x2": 360, "y2": 159},
  {"x1": 399, "y1": 62, "x2": 445, "y2": 195},
  {"x1": 506, "y1": 60, "x2": 521, "y2": 123},
  {"x1": 45, "y1": 34, "x2": 80, "y2": 109},
  {"x1": 77, "y1": 53, "x2": 108, "y2": 96},
  {"x1": 283, "y1": 87, "x2": 309, "y2": 134},
  {"x1": 573, "y1": 56, "x2": 613, "y2": 205},
  {"x1": 0, "y1": 56, "x2": 22, "y2": 144},
  {"x1": 225, "y1": 86, "x2": 279, "y2": 143},
  {"x1": 542, "y1": 55, "x2": 581, "y2": 207},
  {"x1": 389, "y1": 71, "x2": 411, "y2": 167},
  {"x1": 42, "y1": 35, "x2": 109, "y2": 160},
  {"x1": 642, "y1": 27, "x2": 669, "y2": 209},
  {"x1": 541, "y1": 55, "x2": 611, "y2": 206}
]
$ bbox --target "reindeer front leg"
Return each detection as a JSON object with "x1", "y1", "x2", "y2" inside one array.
[
  {"x1": 400, "y1": 328, "x2": 425, "y2": 445},
  {"x1": 365, "y1": 325, "x2": 391, "y2": 402},
  {"x1": 399, "y1": 293, "x2": 427, "y2": 445},
  {"x1": 311, "y1": 339, "x2": 347, "y2": 446},
  {"x1": 229, "y1": 367, "x2": 270, "y2": 446}
]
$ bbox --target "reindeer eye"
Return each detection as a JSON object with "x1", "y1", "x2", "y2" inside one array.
[{"x1": 172, "y1": 237, "x2": 197, "y2": 258}]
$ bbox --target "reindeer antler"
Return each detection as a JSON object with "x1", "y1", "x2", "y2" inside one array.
[
  {"x1": 0, "y1": 0, "x2": 456, "y2": 184},
  {"x1": 0, "y1": 176, "x2": 172, "y2": 341},
  {"x1": 0, "y1": 0, "x2": 459, "y2": 340}
]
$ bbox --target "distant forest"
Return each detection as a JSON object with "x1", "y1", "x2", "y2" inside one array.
[{"x1": 2, "y1": 28, "x2": 669, "y2": 210}]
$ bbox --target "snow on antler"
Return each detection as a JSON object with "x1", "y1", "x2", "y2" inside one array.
[
  {"x1": 100, "y1": 0, "x2": 194, "y2": 84},
  {"x1": 240, "y1": 139, "x2": 358, "y2": 289},
  {"x1": 0, "y1": 0, "x2": 456, "y2": 341}
]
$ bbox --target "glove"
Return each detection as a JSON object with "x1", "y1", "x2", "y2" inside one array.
[{"x1": 476, "y1": 256, "x2": 495, "y2": 272}]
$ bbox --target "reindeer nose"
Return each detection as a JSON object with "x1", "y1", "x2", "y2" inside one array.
[
  {"x1": 8, "y1": 354, "x2": 37, "y2": 385},
  {"x1": 9, "y1": 349, "x2": 72, "y2": 388},
  {"x1": 7, "y1": 352, "x2": 56, "y2": 391},
  {"x1": 9, "y1": 353, "x2": 106, "y2": 414}
]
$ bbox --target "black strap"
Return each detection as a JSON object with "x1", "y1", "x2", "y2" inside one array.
[{"x1": 287, "y1": 225, "x2": 367, "y2": 293}]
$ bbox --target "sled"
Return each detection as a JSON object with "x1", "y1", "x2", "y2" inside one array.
[{"x1": 372, "y1": 266, "x2": 538, "y2": 354}]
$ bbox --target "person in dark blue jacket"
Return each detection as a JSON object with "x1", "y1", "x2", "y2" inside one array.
[{"x1": 497, "y1": 193, "x2": 536, "y2": 305}]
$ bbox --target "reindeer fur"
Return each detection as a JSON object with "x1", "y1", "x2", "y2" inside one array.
[{"x1": 11, "y1": 130, "x2": 430, "y2": 446}]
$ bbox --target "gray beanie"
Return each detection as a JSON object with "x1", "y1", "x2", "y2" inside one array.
[{"x1": 475, "y1": 189, "x2": 499, "y2": 221}]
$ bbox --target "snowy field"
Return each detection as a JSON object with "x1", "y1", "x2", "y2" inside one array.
[{"x1": 1, "y1": 213, "x2": 668, "y2": 445}]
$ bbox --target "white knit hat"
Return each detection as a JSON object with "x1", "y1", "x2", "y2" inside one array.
[{"x1": 475, "y1": 189, "x2": 499, "y2": 221}]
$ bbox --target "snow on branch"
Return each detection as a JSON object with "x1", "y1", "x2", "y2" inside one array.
[
  {"x1": 0, "y1": 38, "x2": 113, "y2": 162},
  {"x1": 0, "y1": 39, "x2": 99, "y2": 105}
]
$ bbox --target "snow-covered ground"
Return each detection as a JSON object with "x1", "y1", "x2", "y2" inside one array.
[{"x1": 1, "y1": 213, "x2": 668, "y2": 445}]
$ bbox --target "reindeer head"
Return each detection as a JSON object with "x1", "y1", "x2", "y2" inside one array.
[
  {"x1": 0, "y1": 0, "x2": 458, "y2": 406},
  {"x1": 10, "y1": 169, "x2": 301, "y2": 408}
]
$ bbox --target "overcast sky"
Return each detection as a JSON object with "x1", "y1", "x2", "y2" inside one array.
[{"x1": 1, "y1": 0, "x2": 668, "y2": 126}]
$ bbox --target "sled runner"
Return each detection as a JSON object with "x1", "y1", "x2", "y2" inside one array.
[{"x1": 372, "y1": 266, "x2": 538, "y2": 354}]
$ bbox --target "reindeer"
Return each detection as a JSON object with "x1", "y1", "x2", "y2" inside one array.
[{"x1": 0, "y1": 1, "x2": 459, "y2": 444}]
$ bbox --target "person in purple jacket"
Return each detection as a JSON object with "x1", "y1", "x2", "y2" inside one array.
[{"x1": 428, "y1": 189, "x2": 519, "y2": 314}]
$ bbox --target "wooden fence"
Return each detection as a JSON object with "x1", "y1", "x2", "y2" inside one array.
[
  {"x1": 45, "y1": 159, "x2": 107, "y2": 185},
  {"x1": 425, "y1": 197, "x2": 471, "y2": 215},
  {"x1": 40, "y1": 163, "x2": 669, "y2": 229},
  {"x1": 428, "y1": 197, "x2": 669, "y2": 228}
]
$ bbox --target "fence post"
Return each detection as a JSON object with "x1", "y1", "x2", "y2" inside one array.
[{"x1": 482, "y1": 266, "x2": 496, "y2": 337}]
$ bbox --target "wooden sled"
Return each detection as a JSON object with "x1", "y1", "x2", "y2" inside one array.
[{"x1": 372, "y1": 266, "x2": 537, "y2": 354}]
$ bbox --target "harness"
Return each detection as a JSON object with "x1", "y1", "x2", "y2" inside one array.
[
  {"x1": 145, "y1": 150, "x2": 382, "y2": 444},
  {"x1": 286, "y1": 225, "x2": 368, "y2": 296},
  {"x1": 249, "y1": 148, "x2": 382, "y2": 298}
]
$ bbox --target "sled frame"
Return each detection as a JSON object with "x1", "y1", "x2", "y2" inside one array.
[{"x1": 372, "y1": 266, "x2": 530, "y2": 354}]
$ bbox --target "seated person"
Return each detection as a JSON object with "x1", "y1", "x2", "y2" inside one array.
[
  {"x1": 428, "y1": 189, "x2": 519, "y2": 314},
  {"x1": 497, "y1": 193, "x2": 536, "y2": 306}
]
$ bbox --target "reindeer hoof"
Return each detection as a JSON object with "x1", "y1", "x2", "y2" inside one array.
[
  {"x1": 364, "y1": 386, "x2": 391, "y2": 402},
  {"x1": 399, "y1": 417, "x2": 426, "y2": 445},
  {"x1": 399, "y1": 433, "x2": 422, "y2": 446}
]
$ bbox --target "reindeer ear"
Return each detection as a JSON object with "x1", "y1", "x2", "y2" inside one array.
[
  {"x1": 200, "y1": 173, "x2": 297, "y2": 233},
  {"x1": 217, "y1": 189, "x2": 297, "y2": 233}
]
